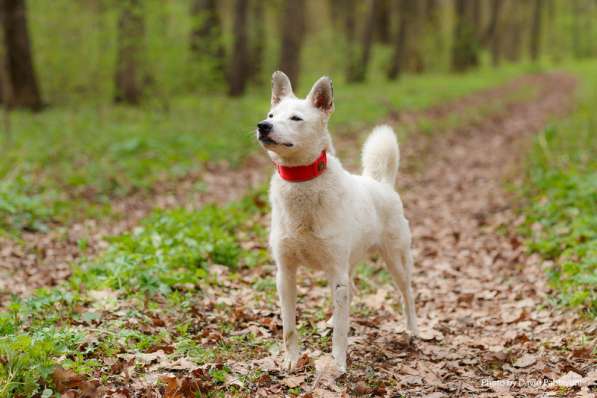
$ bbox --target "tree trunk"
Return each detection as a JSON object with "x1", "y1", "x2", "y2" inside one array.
[
  {"x1": 387, "y1": 0, "x2": 410, "y2": 80},
  {"x1": 374, "y1": 0, "x2": 391, "y2": 43},
  {"x1": 0, "y1": 0, "x2": 42, "y2": 111},
  {"x1": 228, "y1": 0, "x2": 249, "y2": 96},
  {"x1": 114, "y1": 0, "x2": 146, "y2": 104},
  {"x1": 347, "y1": 0, "x2": 378, "y2": 82},
  {"x1": 451, "y1": 0, "x2": 480, "y2": 72},
  {"x1": 248, "y1": 0, "x2": 265, "y2": 84},
  {"x1": 484, "y1": 0, "x2": 503, "y2": 66},
  {"x1": 278, "y1": 0, "x2": 306, "y2": 87},
  {"x1": 189, "y1": 0, "x2": 225, "y2": 74},
  {"x1": 344, "y1": 0, "x2": 358, "y2": 82},
  {"x1": 529, "y1": 0, "x2": 544, "y2": 61},
  {"x1": 571, "y1": 0, "x2": 581, "y2": 58}
]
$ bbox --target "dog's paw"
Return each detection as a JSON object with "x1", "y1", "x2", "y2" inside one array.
[
  {"x1": 408, "y1": 323, "x2": 420, "y2": 338},
  {"x1": 282, "y1": 352, "x2": 300, "y2": 372},
  {"x1": 335, "y1": 361, "x2": 347, "y2": 374}
]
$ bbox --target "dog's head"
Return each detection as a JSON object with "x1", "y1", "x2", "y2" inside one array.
[{"x1": 256, "y1": 71, "x2": 334, "y2": 166}]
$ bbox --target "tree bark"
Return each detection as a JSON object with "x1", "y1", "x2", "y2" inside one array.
[
  {"x1": 228, "y1": 0, "x2": 249, "y2": 96},
  {"x1": 387, "y1": 0, "x2": 411, "y2": 80},
  {"x1": 0, "y1": 0, "x2": 42, "y2": 111},
  {"x1": 278, "y1": 0, "x2": 306, "y2": 87},
  {"x1": 248, "y1": 0, "x2": 265, "y2": 84},
  {"x1": 189, "y1": 0, "x2": 225, "y2": 74},
  {"x1": 347, "y1": 0, "x2": 378, "y2": 82},
  {"x1": 374, "y1": 0, "x2": 391, "y2": 43},
  {"x1": 451, "y1": 0, "x2": 480, "y2": 72},
  {"x1": 344, "y1": 0, "x2": 358, "y2": 82},
  {"x1": 114, "y1": 0, "x2": 146, "y2": 104},
  {"x1": 529, "y1": 0, "x2": 544, "y2": 61},
  {"x1": 484, "y1": 0, "x2": 503, "y2": 66}
]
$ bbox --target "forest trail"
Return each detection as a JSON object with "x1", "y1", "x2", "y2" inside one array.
[
  {"x1": 0, "y1": 72, "x2": 543, "y2": 304},
  {"x1": 3, "y1": 73, "x2": 595, "y2": 397},
  {"x1": 217, "y1": 72, "x2": 595, "y2": 397}
]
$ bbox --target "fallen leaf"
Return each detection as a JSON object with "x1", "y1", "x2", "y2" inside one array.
[
  {"x1": 312, "y1": 354, "x2": 343, "y2": 388},
  {"x1": 52, "y1": 367, "x2": 84, "y2": 392},
  {"x1": 555, "y1": 371, "x2": 583, "y2": 388},
  {"x1": 283, "y1": 375, "x2": 305, "y2": 388},
  {"x1": 513, "y1": 354, "x2": 536, "y2": 368},
  {"x1": 353, "y1": 381, "x2": 372, "y2": 395}
]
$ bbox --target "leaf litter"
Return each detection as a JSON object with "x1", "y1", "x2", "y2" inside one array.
[{"x1": 3, "y1": 73, "x2": 596, "y2": 397}]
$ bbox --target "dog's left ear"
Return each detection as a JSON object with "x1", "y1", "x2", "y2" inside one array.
[
  {"x1": 272, "y1": 71, "x2": 294, "y2": 106},
  {"x1": 307, "y1": 76, "x2": 334, "y2": 115}
]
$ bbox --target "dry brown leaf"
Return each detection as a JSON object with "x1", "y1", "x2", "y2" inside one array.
[
  {"x1": 312, "y1": 354, "x2": 343, "y2": 388},
  {"x1": 513, "y1": 354, "x2": 536, "y2": 368},
  {"x1": 555, "y1": 371, "x2": 583, "y2": 388},
  {"x1": 282, "y1": 375, "x2": 306, "y2": 388}
]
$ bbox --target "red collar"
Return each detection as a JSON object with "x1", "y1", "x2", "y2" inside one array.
[{"x1": 275, "y1": 151, "x2": 327, "y2": 182}]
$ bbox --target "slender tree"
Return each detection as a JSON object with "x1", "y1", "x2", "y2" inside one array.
[
  {"x1": 387, "y1": 0, "x2": 412, "y2": 80},
  {"x1": 278, "y1": 0, "x2": 306, "y2": 87},
  {"x1": 344, "y1": 0, "x2": 358, "y2": 82},
  {"x1": 228, "y1": 0, "x2": 249, "y2": 96},
  {"x1": 114, "y1": 0, "x2": 146, "y2": 104},
  {"x1": 451, "y1": 0, "x2": 480, "y2": 72},
  {"x1": 347, "y1": 0, "x2": 379, "y2": 82},
  {"x1": 374, "y1": 0, "x2": 391, "y2": 43},
  {"x1": 248, "y1": 0, "x2": 265, "y2": 84},
  {"x1": 0, "y1": 0, "x2": 42, "y2": 111},
  {"x1": 483, "y1": 0, "x2": 504, "y2": 66},
  {"x1": 529, "y1": 0, "x2": 544, "y2": 61},
  {"x1": 189, "y1": 0, "x2": 224, "y2": 74}
]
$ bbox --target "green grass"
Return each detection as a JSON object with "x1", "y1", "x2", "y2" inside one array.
[
  {"x1": 0, "y1": 63, "x2": 532, "y2": 235},
  {"x1": 519, "y1": 60, "x2": 597, "y2": 317},
  {"x1": 0, "y1": 189, "x2": 268, "y2": 396}
]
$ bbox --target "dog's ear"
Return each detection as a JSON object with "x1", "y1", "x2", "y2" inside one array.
[
  {"x1": 307, "y1": 76, "x2": 334, "y2": 115},
  {"x1": 271, "y1": 71, "x2": 294, "y2": 106}
]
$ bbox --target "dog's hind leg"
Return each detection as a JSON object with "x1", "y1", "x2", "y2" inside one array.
[
  {"x1": 381, "y1": 236, "x2": 419, "y2": 336},
  {"x1": 276, "y1": 262, "x2": 299, "y2": 370}
]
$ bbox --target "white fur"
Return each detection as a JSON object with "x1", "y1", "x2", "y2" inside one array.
[{"x1": 258, "y1": 71, "x2": 418, "y2": 373}]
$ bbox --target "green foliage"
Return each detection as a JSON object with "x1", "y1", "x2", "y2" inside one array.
[
  {"x1": 0, "y1": 312, "x2": 84, "y2": 397},
  {"x1": 0, "y1": 188, "x2": 268, "y2": 395},
  {"x1": 71, "y1": 189, "x2": 268, "y2": 295},
  {"x1": 520, "y1": 61, "x2": 597, "y2": 317},
  {"x1": 0, "y1": 178, "x2": 56, "y2": 233},
  {"x1": 0, "y1": 63, "x2": 530, "y2": 235}
]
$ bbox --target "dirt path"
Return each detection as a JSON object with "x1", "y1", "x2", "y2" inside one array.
[
  {"x1": 219, "y1": 72, "x2": 595, "y2": 397},
  {"x1": 3, "y1": 72, "x2": 595, "y2": 397},
  {"x1": 0, "y1": 156, "x2": 269, "y2": 305},
  {"x1": 335, "y1": 72, "x2": 595, "y2": 397},
  {"x1": 0, "y1": 73, "x2": 544, "y2": 306}
]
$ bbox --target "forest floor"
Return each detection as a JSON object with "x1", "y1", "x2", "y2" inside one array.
[{"x1": 2, "y1": 73, "x2": 595, "y2": 397}]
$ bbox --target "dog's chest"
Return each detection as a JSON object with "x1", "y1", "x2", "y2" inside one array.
[{"x1": 271, "y1": 185, "x2": 340, "y2": 268}]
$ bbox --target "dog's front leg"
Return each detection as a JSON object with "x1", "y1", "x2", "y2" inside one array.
[
  {"x1": 276, "y1": 263, "x2": 299, "y2": 371},
  {"x1": 330, "y1": 271, "x2": 350, "y2": 373}
]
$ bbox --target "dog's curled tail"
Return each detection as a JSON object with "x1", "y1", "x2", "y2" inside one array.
[{"x1": 361, "y1": 124, "x2": 399, "y2": 186}]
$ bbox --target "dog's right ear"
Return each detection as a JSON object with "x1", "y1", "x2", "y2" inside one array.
[{"x1": 271, "y1": 71, "x2": 294, "y2": 106}]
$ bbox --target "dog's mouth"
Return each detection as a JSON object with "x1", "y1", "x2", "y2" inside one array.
[{"x1": 259, "y1": 136, "x2": 293, "y2": 147}]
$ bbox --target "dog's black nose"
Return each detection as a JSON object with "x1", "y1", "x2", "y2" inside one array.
[{"x1": 257, "y1": 121, "x2": 273, "y2": 135}]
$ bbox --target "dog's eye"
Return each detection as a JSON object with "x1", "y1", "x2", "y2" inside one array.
[
  {"x1": 268, "y1": 113, "x2": 273, "y2": 118},
  {"x1": 290, "y1": 115, "x2": 303, "y2": 121}
]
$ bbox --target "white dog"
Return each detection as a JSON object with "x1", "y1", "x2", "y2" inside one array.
[{"x1": 256, "y1": 71, "x2": 418, "y2": 372}]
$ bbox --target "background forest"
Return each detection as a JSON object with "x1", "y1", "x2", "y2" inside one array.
[
  {"x1": 0, "y1": 0, "x2": 596, "y2": 397},
  {"x1": 2, "y1": 0, "x2": 597, "y2": 105}
]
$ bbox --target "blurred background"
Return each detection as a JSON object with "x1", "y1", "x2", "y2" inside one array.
[
  {"x1": 0, "y1": 0, "x2": 596, "y2": 231},
  {"x1": 1, "y1": 0, "x2": 596, "y2": 233},
  {"x1": 1, "y1": 2, "x2": 596, "y2": 395},
  {"x1": 2, "y1": 0, "x2": 596, "y2": 105}
]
